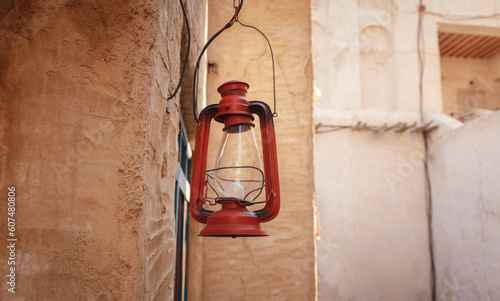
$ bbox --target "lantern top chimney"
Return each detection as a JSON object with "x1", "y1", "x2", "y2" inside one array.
[{"x1": 217, "y1": 80, "x2": 249, "y2": 97}]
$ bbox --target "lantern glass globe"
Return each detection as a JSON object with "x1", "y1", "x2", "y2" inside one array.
[{"x1": 208, "y1": 124, "x2": 264, "y2": 202}]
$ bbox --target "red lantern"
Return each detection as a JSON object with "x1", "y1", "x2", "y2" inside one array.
[{"x1": 189, "y1": 80, "x2": 280, "y2": 237}]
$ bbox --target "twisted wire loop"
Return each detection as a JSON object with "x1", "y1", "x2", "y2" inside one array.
[
  {"x1": 233, "y1": 0, "x2": 240, "y2": 21},
  {"x1": 192, "y1": 0, "x2": 278, "y2": 123}
]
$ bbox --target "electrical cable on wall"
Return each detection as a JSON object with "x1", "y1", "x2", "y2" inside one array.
[
  {"x1": 417, "y1": 3, "x2": 437, "y2": 301},
  {"x1": 166, "y1": 0, "x2": 191, "y2": 107}
]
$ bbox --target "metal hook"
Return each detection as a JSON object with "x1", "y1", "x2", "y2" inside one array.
[{"x1": 233, "y1": 0, "x2": 240, "y2": 21}]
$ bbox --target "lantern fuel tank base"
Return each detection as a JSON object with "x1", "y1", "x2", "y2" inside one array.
[{"x1": 199, "y1": 201, "x2": 269, "y2": 238}]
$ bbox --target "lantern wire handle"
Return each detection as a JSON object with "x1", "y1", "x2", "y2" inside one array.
[
  {"x1": 192, "y1": 0, "x2": 278, "y2": 123},
  {"x1": 236, "y1": 19, "x2": 277, "y2": 118}
]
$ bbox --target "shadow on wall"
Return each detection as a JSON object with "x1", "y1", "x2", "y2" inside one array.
[{"x1": 0, "y1": 0, "x2": 13, "y2": 21}]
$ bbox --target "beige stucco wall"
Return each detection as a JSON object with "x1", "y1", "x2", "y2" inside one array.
[
  {"x1": 315, "y1": 113, "x2": 432, "y2": 301},
  {"x1": 187, "y1": 0, "x2": 316, "y2": 300},
  {"x1": 313, "y1": 0, "x2": 499, "y2": 300},
  {"x1": 429, "y1": 111, "x2": 500, "y2": 301},
  {"x1": 0, "y1": 0, "x2": 203, "y2": 299},
  {"x1": 313, "y1": 1, "x2": 433, "y2": 299},
  {"x1": 491, "y1": 53, "x2": 500, "y2": 81},
  {"x1": 313, "y1": 0, "x2": 500, "y2": 300},
  {"x1": 312, "y1": 0, "x2": 443, "y2": 114}
]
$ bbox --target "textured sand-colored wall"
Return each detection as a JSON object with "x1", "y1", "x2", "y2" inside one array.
[
  {"x1": 187, "y1": 0, "x2": 316, "y2": 300},
  {"x1": 0, "y1": 0, "x2": 193, "y2": 299}
]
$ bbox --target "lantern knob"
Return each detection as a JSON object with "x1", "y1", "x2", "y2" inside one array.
[
  {"x1": 217, "y1": 80, "x2": 249, "y2": 97},
  {"x1": 214, "y1": 80, "x2": 254, "y2": 128}
]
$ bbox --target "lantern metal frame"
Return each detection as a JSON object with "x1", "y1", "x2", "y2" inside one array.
[{"x1": 189, "y1": 81, "x2": 280, "y2": 237}]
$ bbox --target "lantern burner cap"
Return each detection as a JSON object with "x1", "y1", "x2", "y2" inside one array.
[
  {"x1": 198, "y1": 200, "x2": 269, "y2": 237},
  {"x1": 214, "y1": 80, "x2": 254, "y2": 128}
]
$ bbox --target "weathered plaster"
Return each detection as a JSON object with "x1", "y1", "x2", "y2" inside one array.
[
  {"x1": 0, "y1": 0, "x2": 198, "y2": 299},
  {"x1": 429, "y1": 111, "x2": 500, "y2": 301}
]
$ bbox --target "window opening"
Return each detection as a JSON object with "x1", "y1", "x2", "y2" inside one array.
[{"x1": 438, "y1": 26, "x2": 500, "y2": 122}]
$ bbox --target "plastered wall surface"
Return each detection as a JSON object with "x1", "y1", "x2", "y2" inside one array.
[
  {"x1": 0, "y1": 0, "x2": 196, "y2": 299},
  {"x1": 315, "y1": 113, "x2": 432, "y2": 301},
  {"x1": 187, "y1": 1, "x2": 316, "y2": 300},
  {"x1": 313, "y1": 1, "x2": 434, "y2": 299},
  {"x1": 429, "y1": 111, "x2": 500, "y2": 301},
  {"x1": 313, "y1": 0, "x2": 500, "y2": 300}
]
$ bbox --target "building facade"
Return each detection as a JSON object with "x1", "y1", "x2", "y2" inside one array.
[
  {"x1": 313, "y1": 0, "x2": 500, "y2": 300},
  {"x1": 1, "y1": 0, "x2": 499, "y2": 300}
]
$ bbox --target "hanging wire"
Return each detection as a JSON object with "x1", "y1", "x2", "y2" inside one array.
[
  {"x1": 166, "y1": 0, "x2": 191, "y2": 104},
  {"x1": 192, "y1": 1, "x2": 243, "y2": 123},
  {"x1": 417, "y1": 3, "x2": 425, "y2": 124},
  {"x1": 192, "y1": 0, "x2": 277, "y2": 123}
]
